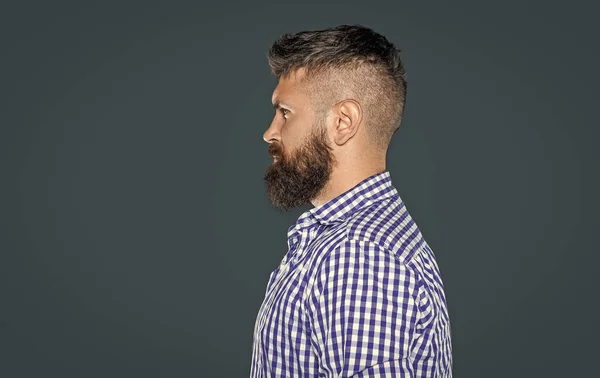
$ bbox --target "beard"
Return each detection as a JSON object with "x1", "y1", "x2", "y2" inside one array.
[{"x1": 263, "y1": 122, "x2": 335, "y2": 211}]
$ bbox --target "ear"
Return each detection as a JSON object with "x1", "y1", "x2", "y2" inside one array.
[{"x1": 331, "y1": 99, "x2": 363, "y2": 146}]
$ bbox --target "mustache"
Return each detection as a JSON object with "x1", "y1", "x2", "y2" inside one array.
[{"x1": 269, "y1": 143, "x2": 283, "y2": 158}]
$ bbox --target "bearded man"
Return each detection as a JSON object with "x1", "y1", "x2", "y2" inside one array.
[{"x1": 253, "y1": 24, "x2": 453, "y2": 378}]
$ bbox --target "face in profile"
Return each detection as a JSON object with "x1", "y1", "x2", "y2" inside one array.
[{"x1": 263, "y1": 118, "x2": 336, "y2": 211}]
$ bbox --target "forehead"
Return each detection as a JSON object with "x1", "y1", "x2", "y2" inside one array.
[{"x1": 271, "y1": 68, "x2": 308, "y2": 105}]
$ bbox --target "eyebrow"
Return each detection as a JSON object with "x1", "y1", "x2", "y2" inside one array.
[{"x1": 272, "y1": 99, "x2": 293, "y2": 111}]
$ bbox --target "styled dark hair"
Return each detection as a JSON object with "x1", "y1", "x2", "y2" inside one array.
[{"x1": 267, "y1": 24, "x2": 407, "y2": 151}]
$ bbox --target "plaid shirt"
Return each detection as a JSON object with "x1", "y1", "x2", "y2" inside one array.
[{"x1": 251, "y1": 171, "x2": 452, "y2": 377}]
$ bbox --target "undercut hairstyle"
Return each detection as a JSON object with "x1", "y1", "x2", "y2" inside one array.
[{"x1": 267, "y1": 24, "x2": 407, "y2": 152}]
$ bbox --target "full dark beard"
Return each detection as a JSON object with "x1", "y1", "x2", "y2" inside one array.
[{"x1": 264, "y1": 126, "x2": 335, "y2": 211}]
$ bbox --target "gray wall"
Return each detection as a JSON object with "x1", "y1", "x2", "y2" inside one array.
[{"x1": 1, "y1": 0, "x2": 597, "y2": 376}]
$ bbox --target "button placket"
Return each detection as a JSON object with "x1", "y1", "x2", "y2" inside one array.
[
  {"x1": 291, "y1": 227, "x2": 314, "y2": 265},
  {"x1": 258, "y1": 223, "x2": 318, "y2": 345}
]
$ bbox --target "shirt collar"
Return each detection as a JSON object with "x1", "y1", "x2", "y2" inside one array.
[{"x1": 288, "y1": 171, "x2": 397, "y2": 235}]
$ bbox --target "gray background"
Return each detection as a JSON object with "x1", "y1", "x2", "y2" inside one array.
[{"x1": 1, "y1": 0, "x2": 598, "y2": 377}]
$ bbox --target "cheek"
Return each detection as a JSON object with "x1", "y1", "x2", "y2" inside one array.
[{"x1": 281, "y1": 120, "x2": 309, "y2": 152}]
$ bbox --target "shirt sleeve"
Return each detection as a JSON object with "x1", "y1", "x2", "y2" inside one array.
[{"x1": 305, "y1": 239, "x2": 420, "y2": 377}]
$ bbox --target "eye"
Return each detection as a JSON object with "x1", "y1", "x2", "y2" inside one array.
[{"x1": 280, "y1": 108, "x2": 290, "y2": 118}]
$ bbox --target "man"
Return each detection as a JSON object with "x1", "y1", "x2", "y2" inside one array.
[{"x1": 252, "y1": 24, "x2": 452, "y2": 377}]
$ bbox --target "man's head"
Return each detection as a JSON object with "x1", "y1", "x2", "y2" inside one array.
[{"x1": 263, "y1": 24, "x2": 407, "y2": 211}]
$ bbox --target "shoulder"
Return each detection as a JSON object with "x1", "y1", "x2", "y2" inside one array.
[{"x1": 307, "y1": 237, "x2": 421, "y2": 299}]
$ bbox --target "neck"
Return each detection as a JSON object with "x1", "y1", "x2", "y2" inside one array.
[{"x1": 310, "y1": 161, "x2": 386, "y2": 207}]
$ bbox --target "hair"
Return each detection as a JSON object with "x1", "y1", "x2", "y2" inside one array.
[{"x1": 267, "y1": 24, "x2": 407, "y2": 152}]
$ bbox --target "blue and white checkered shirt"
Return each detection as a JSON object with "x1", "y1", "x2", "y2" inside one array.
[{"x1": 251, "y1": 171, "x2": 452, "y2": 377}]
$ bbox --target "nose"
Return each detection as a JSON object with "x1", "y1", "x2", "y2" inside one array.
[{"x1": 263, "y1": 118, "x2": 279, "y2": 144}]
